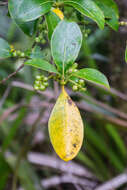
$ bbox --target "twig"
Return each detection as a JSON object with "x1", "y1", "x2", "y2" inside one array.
[
  {"x1": 27, "y1": 152, "x2": 96, "y2": 179},
  {"x1": 41, "y1": 174, "x2": 97, "y2": 189},
  {"x1": 0, "y1": 85, "x2": 11, "y2": 108},
  {"x1": 11, "y1": 109, "x2": 44, "y2": 190},
  {"x1": 0, "y1": 103, "x2": 25, "y2": 125},
  {"x1": 77, "y1": 101, "x2": 127, "y2": 127},
  {"x1": 0, "y1": 64, "x2": 24, "y2": 84},
  {"x1": 0, "y1": 1, "x2": 8, "y2": 6},
  {"x1": 11, "y1": 81, "x2": 53, "y2": 99},
  {"x1": 95, "y1": 172, "x2": 127, "y2": 190}
]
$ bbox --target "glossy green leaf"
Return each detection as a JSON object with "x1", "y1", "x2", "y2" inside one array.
[
  {"x1": 46, "y1": 11, "x2": 61, "y2": 40},
  {"x1": 2, "y1": 108, "x2": 26, "y2": 152},
  {"x1": 125, "y1": 45, "x2": 127, "y2": 63},
  {"x1": 51, "y1": 20, "x2": 82, "y2": 73},
  {"x1": 30, "y1": 46, "x2": 45, "y2": 59},
  {"x1": 106, "y1": 124, "x2": 127, "y2": 158},
  {"x1": 8, "y1": 0, "x2": 38, "y2": 36},
  {"x1": 0, "y1": 154, "x2": 10, "y2": 190},
  {"x1": 86, "y1": 125, "x2": 124, "y2": 172},
  {"x1": 6, "y1": 156, "x2": 42, "y2": 190},
  {"x1": 94, "y1": 0, "x2": 119, "y2": 18},
  {"x1": 74, "y1": 68, "x2": 110, "y2": 88},
  {"x1": 94, "y1": 0, "x2": 119, "y2": 31},
  {"x1": 0, "y1": 38, "x2": 11, "y2": 59},
  {"x1": 25, "y1": 58, "x2": 58, "y2": 73},
  {"x1": 9, "y1": 0, "x2": 53, "y2": 22},
  {"x1": 63, "y1": 0, "x2": 105, "y2": 29}
]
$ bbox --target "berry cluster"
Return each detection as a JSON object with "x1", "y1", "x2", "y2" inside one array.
[
  {"x1": 72, "y1": 79, "x2": 86, "y2": 92},
  {"x1": 10, "y1": 45, "x2": 25, "y2": 58},
  {"x1": 34, "y1": 75, "x2": 49, "y2": 91}
]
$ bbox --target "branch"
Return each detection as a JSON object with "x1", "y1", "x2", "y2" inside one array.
[
  {"x1": 41, "y1": 174, "x2": 97, "y2": 189},
  {"x1": 95, "y1": 172, "x2": 127, "y2": 190},
  {"x1": 12, "y1": 109, "x2": 44, "y2": 190},
  {"x1": 0, "y1": 1, "x2": 8, "y2": 6},
  {"x1": 27, "y1": 152, "x2": 96, "y2": 179},
  {"x1": 0, "y1": 64, "x2": 24, "y2": 84}
]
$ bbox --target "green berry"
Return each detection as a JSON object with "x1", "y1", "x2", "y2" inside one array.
[
  {"x1": 35, "y1": 37, "x2": 40, "y2": 43},
  {"x1": 72, "y1": 85, "x2": 78, "y2": 91},
  {"x1": 20, "y1": 52, "x2": 25, "y2": 57},
  {"x1": 34, "y1": 85, "x2": 39, "y2": 90},
  {"x1": 74, "y1": 69, "x2": 78, "y2": 72},
  {"x1": 36, "y1": 75, "x2": 42, "y2": 80},
  {"x1": 68, "y1": 68, "x2": 73, "y2": 73},
  {"x1": 79, "y1": 79, "x2": 84, "y2": 85},
  {"x1": 73, "y1": 63, "x2": 78, "y2": 69},
  {"x1": 43, "y1": 82, "x2": 49, "y2": 87},
  {"x1": 13, "y1": 51, "x2": 17, "y2": 57},
  {"x1": 17, "y1": 50, "x2": 21, "y2": 56},
  {"x1": 35, "y1": 80, "x2": 40, "y2": 85},
  {"x1": 43, "y1": 77, "x2": 48, "y2": 82},
  {"x1": 40, "y1": 85, "x2": 46, "y2": 91}
]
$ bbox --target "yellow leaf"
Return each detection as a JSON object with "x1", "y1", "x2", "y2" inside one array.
[
  {"x1": 48, "y1": 87, "x2": 84, "y2": 161},
  {"x1": 52, "y1": 8, "x2": 64, "y2": 20}
]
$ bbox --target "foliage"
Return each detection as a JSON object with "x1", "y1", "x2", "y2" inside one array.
[{"x1": 0, "y1": 0, "x2": 127, "y2": 190}]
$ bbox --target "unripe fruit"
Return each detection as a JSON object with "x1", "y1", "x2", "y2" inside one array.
[
  {"x1": 20, "y1": 52, "x2": 25, "y2": 57},
  {"x1": 40, "y1": 85, "x2": 46, "y2": 91},
  {"x1": 79, "y1": 79, "x2": 84, "y2": 85},
  {"x1": 74, "y1": 69, "x2": 78, "y2": 72},
  {"x1": 72, "y1": 85, "x2": 78, "y2": 91},
  {"x1": 35, "y1": 75, "x2": 42, "y2": 80},
  {"x1": 34, "y1": 85, "x2": 39, "y2": 90},
  {"x1": 35, "y1": 80, "x2": 40, "y2": 85},
  {"x1": 48, "y1": 87, "x2": 84, "y2": 161},
  {"x1": 43, "y1": 77, "x2": 48, "y2": 82},
  {"x1": 43, "y1": 82, "x2": 49, "y2": 87}
]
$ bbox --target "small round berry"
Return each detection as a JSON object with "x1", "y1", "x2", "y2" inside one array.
[
  {"x1": 43, "y1": 77, "x2": 48, "y2": 82},
  {"x1": 79, "y1": 79, "x2": 84, "y2": 85},
  {"x1": 73, "y1": 63, "x2": 78, "y2": 69},
  {"x1": 35, "y1": 80, "x2": 40, "y2": 85},
  {"x1": 13, "y1": 51, "x2": 17, "y2": 57},
  {"x1": 34, "y1": 85, "x2": 39, "y2": 90},
  {"x1": 35, "y1": 75, "x2": 42, "y2": 80},
  {"x1": 68, "y1": 68, "x2": 73, "y2": 73},
  {"x1": 74, "y1": 69, "x2": 78, "y2": 72},
  {"x1": 43, "y1": 82, "x2": 49, "y2": 87},
  {"x1": 60, "y1": 81, "x2": 66, "y2": 85},
  {"x1": 72, "y1": 85, "x2": 78, "y2": 91},
  {"x1": 40, "y1": 85, "x2": 46, "y2": 91},
  {"x1": 20, "y1": 52, "x2": 25, "y2": 57},
  {"x1": 35, "y1": 37, "x2": 40, "y2": 43},
  {"x1": 17, "y1": 50, "x2": 21, "y2": 56}
]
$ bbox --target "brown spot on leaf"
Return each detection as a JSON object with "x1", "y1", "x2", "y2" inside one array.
[
  {"x1": 73, "y1": 144, "x2": 77, "y2": 148},
  {"x1": 67, "y1": 97, "x2": 73, "y2": 105}
]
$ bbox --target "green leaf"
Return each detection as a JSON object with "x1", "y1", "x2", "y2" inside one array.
[
  {"x1": 94, "y1": 0, "x2": 119, "y2": 31},
  {"x1": 30, "y1": 46, "x2": 45, "y2": 59},
  {"x1": 9, "y1": 0, "x2": 53, "y2": 23},
  {"x1": 63, "y1": 0, "x2": 105, "y2": 29},
  {"x1": 25, "y1": 58, "x2": 58, "y2": 73},
  {"x1": 6, "y1": 156, "x2": 43, "y2": 190},
  {"x1": 74, "y1": 68, "x2": 110, "y2": 88},
  {"x1": 125, "y1": 45, "x2": 127, "y2": 63},
  {"x1": 46, "y1": 11, "x2": 61, "y2": 40},
  {"x1": 106, "y1": 124, "x2": 127, "y2": 159},
  {"x1": 51, "y1": 20, "x2": 82, "y2": 73},
  {"x1": 0, "y1": 154, "x2": 10, "y2": 190},
  {"x1": 8, "y1": 0, "x2": 38, "y2": 36},
  {"x1": 94, "y1": 0, "x2": 119, "y2": 19},
  {"x1": 0, "y1": 38, "x2": 11, "y2": 59},
  {"x1": 2, "y1": 108, "x2": 26, "y2": 152}
]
